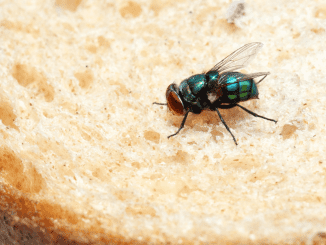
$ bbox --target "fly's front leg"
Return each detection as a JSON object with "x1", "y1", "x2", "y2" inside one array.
[
  {"x1": 153, "y1": 102, "x2": 167, "y2": 105},
  {"x1": 168, "y1": 110, "x2": 190, "y2": 139}
]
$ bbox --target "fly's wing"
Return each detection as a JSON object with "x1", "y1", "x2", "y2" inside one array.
[
  {"x1": 207, "y1": 42, "x2": 263, "y2": 74},
  {"x1": 219, "y1": 72, "x2": 270, "y2": 87}
]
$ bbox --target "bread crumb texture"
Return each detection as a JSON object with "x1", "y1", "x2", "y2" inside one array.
[{"x1": 0, "y1": 0, "x2": 326, "y2": 244}]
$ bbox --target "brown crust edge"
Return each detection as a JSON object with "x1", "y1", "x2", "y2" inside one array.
[
  {"x1": 0, "y1": 184, "x2": 137, "y2": 245},
  {"x1": 1, "y1": 183, "x2": 325, "y2": 245}
]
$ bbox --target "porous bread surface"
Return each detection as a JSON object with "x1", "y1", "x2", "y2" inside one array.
[{"x1": 0, "y1": 0, "x2": 326, "y2": 244}]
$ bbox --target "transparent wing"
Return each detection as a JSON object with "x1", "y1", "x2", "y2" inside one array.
[
  {"x1": 219, "y1": 72, "x2": 270, "y2": 87},
  {"x1": 207, "y1": 42, "x2": 263, "y2": 74}
]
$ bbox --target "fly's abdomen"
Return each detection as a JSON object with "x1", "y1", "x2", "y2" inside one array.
[{"x1": 219, "y1": 72, "x2": 258, "y2": 104}]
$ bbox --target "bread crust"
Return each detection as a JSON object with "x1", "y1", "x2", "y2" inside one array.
[{"x1": 1, "y1": 0, "x2": 326, "y2": 244}]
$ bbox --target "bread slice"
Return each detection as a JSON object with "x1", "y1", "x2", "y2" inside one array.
[{"x1": 1, "y1": 0, "x2": 326, "y2": 244}]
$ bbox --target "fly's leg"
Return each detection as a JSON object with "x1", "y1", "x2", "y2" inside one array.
[
  {"x1": 256, "y1": 73, "x2": 268, "y2": 84},
  {"x1": 168, "y1": 110, "x2": 190, "y2": 139},
  {"x1": 236, "y1": 104, "x2": 277, "y2": 123},
  {"x1": 216, "y1": 108, "x2": 238, "y2": 145},
  {"x1": 153, "y1": 102, "x2": 167, "y2": 105},
  {"x1": 153, "y1": 102, "x2": 189, "y2": 139}
]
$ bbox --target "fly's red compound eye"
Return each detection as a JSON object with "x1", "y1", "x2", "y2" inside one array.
[{"x1": 166, "y1": 84, "x2": 185, "y2": 116}]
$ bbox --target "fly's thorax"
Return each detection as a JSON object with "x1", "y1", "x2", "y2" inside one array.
[
  {"x1": 205, "y1": 71, "x2": 222, "y2": 103},
  {"x1": 207, "y1": 91, "x2": 220, "y2": 104},
  {"x1": 165, "y1": 83, "x2": 186, "y2": 115},
  {"x1": 206, "y1": 71, "x2": 219, "y2": 86},
  {"x1": 179, "y1": 74, "x2": 207, "y2": 106}
]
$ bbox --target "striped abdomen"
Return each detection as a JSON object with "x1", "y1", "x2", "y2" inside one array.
[{"x1": 218, "y1": 72, "x2": 258, "y2": 104}]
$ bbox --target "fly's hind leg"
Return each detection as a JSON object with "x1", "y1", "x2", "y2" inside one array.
[
  {"x1": 256, "y1": 73, "x2": 269, "y2": 84},
  {"x1": 236, "y1": 104, "x2": 277, "y2": 123}
]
